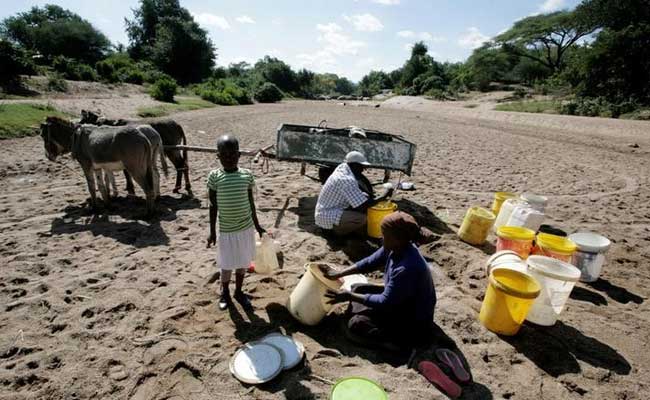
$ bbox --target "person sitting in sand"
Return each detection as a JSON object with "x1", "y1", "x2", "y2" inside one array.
[
  {"x1": 207, "y1": 135, "x2": 266, "y2": 311},
  {"x1": 314, "y1": 151, "x2": 393, "y2": 236},
  {"x1": 322, "y1": 211, "x2": 436, "y2": 348}
]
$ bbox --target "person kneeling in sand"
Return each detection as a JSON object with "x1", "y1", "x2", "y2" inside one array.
[
  {"x1": 314, "y1": 151, "x2": 393, "y2": 236},
  {"x1": 207, "y1": 135, "x2": 266, "y2": 311},
  {"x1": 323, "y1": 212, "x2": 436, "y2": 349}
]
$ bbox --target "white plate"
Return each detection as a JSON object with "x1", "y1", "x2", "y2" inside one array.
[
  {"x1": 229, "y1": 341, "x2": 283, "y2": 384},
  {"x1": 341, "y1": 274, "x2": 368, "y2": 291},
  {"x1": 261, "y1": 333, "x2": 305, "y2": 370}
]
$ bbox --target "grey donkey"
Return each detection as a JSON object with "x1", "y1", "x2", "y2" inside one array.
[
  {"x1": 40, "y1": 116, "x2": 166, "y2": 216},
  {"x1": 80, "y1": 110, "x2": 193, "y2": 197}
]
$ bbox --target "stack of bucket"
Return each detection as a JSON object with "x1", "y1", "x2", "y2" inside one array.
[{"x1": 473, "y1": 191, "x2": 612, "y2": 335}]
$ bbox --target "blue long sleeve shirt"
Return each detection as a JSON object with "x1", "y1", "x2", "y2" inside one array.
[{"x1": 354, "y1": 244, "x2": 436, "y2": 330}]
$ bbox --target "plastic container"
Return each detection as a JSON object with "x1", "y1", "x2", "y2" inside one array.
[
  {"x1": 458, "y1": 206, "x2": 495, "y2": 245},
  {"x1": 491, "y1": 192, "x2": 517, "y2": 216},
  {"x1": 367, "y1": 201, "x2": 397, "y2": 238},
  {"x1": 287, "y1": 263, "x2": 342, "y2": 326},
  {"x1": 254, "y1": 234, "x2": 279, "y2": 274},
  {"x1": 525, "y1": 256, "x2": 581, "y2": 326},
  {"x1": 507, "y1": 204, "x2": 545, "y2": 232},
  {"x1": 531, "y1": 233, "x2": 577, "y2": 263},
  {"x1": 493, "y1": 198, "x2": 527, "y2": 232},
  {"x1": 568, "y1": 232, "x2": 611, "y2": 282},
  {"x1": 479, "y1": 269, "x2": 541, "y2": 336},
  {"x1": 331, "y1": 377, "x2": 388, "y2": 400},
  {"x1": 485, "y1": 250, "x2": 528, "y2": 277},
  {"x1": 520, "y1": 193, "x2": 548, "y2": 213},
  {"x1": 496, "y1": 226, "x2": 535, "y2": 258}
]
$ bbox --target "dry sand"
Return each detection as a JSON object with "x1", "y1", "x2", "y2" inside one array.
[{"x1": 1, "y1": 95, "x2": 649, "y2": 399}]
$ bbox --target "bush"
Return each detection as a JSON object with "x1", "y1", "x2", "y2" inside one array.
[
  {"x1": 149, "y1": 76, "x2": 177, "y2": 102},
  {"x1": 0, "y1": 39, "x2": 35, "y2": 89},
  {"x1": 195, "y1": 78, "x2": 253, "y2": 105},
  {"x1": 254, "y1": 83, "x2": 283, "y2": 103},
  {"x1": 47, "y1": 74, "x2": 69, "y2": 92},
  {"x1": 560, "y1": 97, "x2": 640, "y2": 118},
  {"x1": 96, "y1": 53, "x2": 160, "y2": 84},
  {"x1": 52, "y1": 56, "x2": 97, "y2": 81}
]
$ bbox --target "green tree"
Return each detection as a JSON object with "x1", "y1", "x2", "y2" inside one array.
[
  {"x1": 254, "y1": 56, "x2": 298, "y2": 93},
  {"x1": 466, "y1": 45, "x2": 518, "y2": 91},
  {"x1": 335, "y1": 77, "x2": 356, "y2": 95},
  {"x1": 1, "y1": 4, "x2": 111, "y2": 64},
  {"x1": 399, "y1": 41, "x2": 437, "y2": 89},
  {"x1": 0, "y1": 39, "x2": 35, "y2": 89},
  {"x1": 359, "y1": 70, "x2": 392, "y2": 96},
  {"x1": 495, "y1": 11, "x2": 597, "y2": 72},
  {"x1": 125, "y1": 0, "x2": 215, "y2": 83}
]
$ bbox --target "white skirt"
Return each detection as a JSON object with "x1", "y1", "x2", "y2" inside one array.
[{"x1": 217, "y1": 227, "x2": 256, "y2": 270}]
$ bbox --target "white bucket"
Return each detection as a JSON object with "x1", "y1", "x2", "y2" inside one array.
[
  {"x1": 507, "y1": 204, "x2": 545, "y2": 232},
  {"x1": 525, "y1": 256, "x2": 581, "y2": 326},
  {"x1": 520, "y1": 193, "x2": 548, "y2": 213},
  {"x1": 485, "y1": 250, "x2": 528, "y2": 277},
  {"x1": 493, "y1": 198, "x2": 527, "y2": 232},
  {"x1": 287, "y1": 264, "x2": 342, "y2": 326},
  {"x1": 568, "y1": 232, "x2": 611, "y2": 282}
]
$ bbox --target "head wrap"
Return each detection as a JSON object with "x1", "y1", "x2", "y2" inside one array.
[{"x1": 380, "y1": 211, "x2": 422, "y2": 242}]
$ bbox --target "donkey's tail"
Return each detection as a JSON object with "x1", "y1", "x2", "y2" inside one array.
[
  {"x1": 180, "y1": 125, "x2": 188, "y2": 170},
  {"x1": 159, "y1": 144, "x2": 169, "y2": 178}
]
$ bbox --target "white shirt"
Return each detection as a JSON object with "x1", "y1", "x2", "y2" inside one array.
[{"x1": 315, "y1": 163, "x2": 369, "y2": 229}]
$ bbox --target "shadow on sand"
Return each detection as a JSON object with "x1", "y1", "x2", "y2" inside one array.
[
  {"x1": 226, "y1": 300, "x2": 492, "y2": 399},
  {"x1": 49, "y1": 195, "x2": 200, "y2": 248},
  {"x1": 501, "y1": 321, "x2": 631, "y2": 378},
  {"x1": 586, "y1": 278, "x2": 644, "y2": 305},
  {"x1": 570, "y1": 285, "x2": 608, "y2": 306},
  {"x1": 290, "y1": 196, "x2": 454, "y2": 262}
]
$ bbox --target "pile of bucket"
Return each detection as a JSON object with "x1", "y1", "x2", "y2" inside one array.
[{"x1": 458, "y1": 192, "x2": 612, "y2": 335}]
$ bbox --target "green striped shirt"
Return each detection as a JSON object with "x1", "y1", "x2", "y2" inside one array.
[{"x1": 207, "y1": 168, "x2": 255, "y2": 233}]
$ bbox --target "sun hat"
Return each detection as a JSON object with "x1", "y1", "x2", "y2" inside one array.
[{"x1": 345, "y1": 151, "x2": 371, "y2": 166}]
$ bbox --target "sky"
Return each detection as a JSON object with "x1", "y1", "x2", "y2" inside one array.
[{"x1": 2, "y1": 0, "x2": 582, "y2": 82}]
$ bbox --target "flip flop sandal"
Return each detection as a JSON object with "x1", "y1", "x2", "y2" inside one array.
[
  {"x1": 436, "y1": 348, "x2": 471, "y2": 383},
  {"x1": 418, "y1": 361, "x2": 462, "y2": 399}
]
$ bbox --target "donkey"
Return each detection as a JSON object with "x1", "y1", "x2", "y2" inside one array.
[
  {"x1": 40, "y1": 116, "x2": 163, "y2": 216},
  {"x1": 80, "y1": 110, "x2": 193, "y2": 197}
]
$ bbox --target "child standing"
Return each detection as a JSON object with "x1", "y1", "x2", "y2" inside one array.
[{"x1": 207, "y1": 135, "x2": 266, "y2": 310}]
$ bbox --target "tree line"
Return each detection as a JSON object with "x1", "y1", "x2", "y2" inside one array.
[{"x1": 1, "y1": 0, "x2": 648, "y2": 115}]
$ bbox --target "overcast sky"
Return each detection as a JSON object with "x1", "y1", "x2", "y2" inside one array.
[{"x1": 3, "y1": 0, "x2": 581, "y2": 81}]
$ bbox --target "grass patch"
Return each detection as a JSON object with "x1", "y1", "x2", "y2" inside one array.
[
  {"x1": 0, "y1": 103, "x2": 69, "y2": 139},
  {"x1": 137, "y1": 96, "x2": 215, "y2": 118},
  {"x1": 494, "y1": 100, "x2": 561, "y2": 114}
]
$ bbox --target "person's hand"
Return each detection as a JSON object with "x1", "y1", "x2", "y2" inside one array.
[
  {"x1": 206, "y1": 232, "x2": 216, "y2": 248},
  {"x1": 385, "y1": 187, "x2": 395, "y2": 198},
  {"x1": 324, "y1": 289, "x2": 352, "y2": 305},
  {"x1": 318, "y1": 264, "x2": 341, "y2": 280},
  {"x1": 256, "y1": 226, "x2": 267, "y2": 239}
]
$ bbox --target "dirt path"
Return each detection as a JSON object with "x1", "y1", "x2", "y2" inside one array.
[{"x1": 1, "y1": 100, "x2": 648, "y2": 399}]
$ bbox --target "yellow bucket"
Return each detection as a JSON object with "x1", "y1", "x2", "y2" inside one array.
[
  {"x1": 367, "y1": 201, "x2": 397, "y2": 238},
  {"x1": 479, "y1": 269, "x2": 541, "y2": 336},
  {"x1": 458, "y1": 206, "x2": 495, "y2": 245},
  {"x1": 532, "y1": 233, "x2": 578, "y2": 263},
  {"x1": 491, "y1": 192, "x2": 517, "y2": 216}
]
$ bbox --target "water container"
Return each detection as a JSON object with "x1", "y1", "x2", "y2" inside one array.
[
  {"x1": 531, "y1": 233, "x2": 577, "y2": 263},
  {"x1": 287, "y1": 264, "x2": 342, "y2": 326},
  {"x1": 254, "y1": 234, "x2": 279, "y2": 274},
  {"x1": 525, "y1": 256, "x2": 581, "y2": 326},
  {"x1": 520, "y1": 193, "x2": 548, "y2": 213},
  {"x1": 485, "y1": 250, "x2": 528, "y2": 277},
  {"x1": 496, "y1": 226, "x2": 535, "y2": 258},
  {"x1": 367, "y1": 201, "x2": 397, "y2": 238},
  {"x1": 493, "y1": 198, "x2": 527, "y2": 232},
  {"x1": 458, "y1": 206, "x2": 495, "y2": 245},
  {"x1": 507, "y1": 204, "x2": 545, "y2": 232},
  {"x1": 479, "y1": 269, "x2": 540, "y2": 335},
  {"x1": 568, "y1": 232, "x2": 611, "y2": 282},
  {"x1": 491, "y1": 192, "x2": 517, "y2": 216}
]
